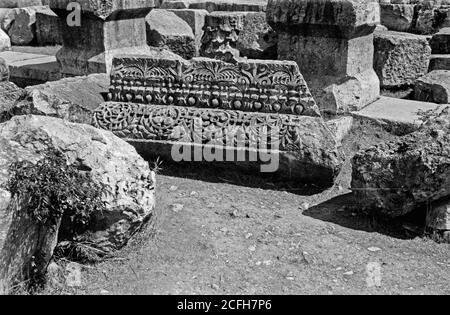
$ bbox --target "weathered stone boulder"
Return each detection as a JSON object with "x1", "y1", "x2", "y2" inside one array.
[
  {"x1": 167, "y1": 9, "x2": 208, "y2": 56},
  {"x1": 267, "y1": 0, "x2": 381, "y2": 114},
  {"x1": 0, "y1": 115, "x2": 156, "y2": 294},
  {"x1": 352, "y1": 109, "x2": 450, "y2": 217},
  {"x1": 374, "y1": 31, "x2": 431, "y2": 88},
  {"x1": 146, "y1": 9, "x2": 196, "y2": 59},
  {"x1": 415, "y1": 70, "x2": 450, "y2": 104},
  {"x1": 426, "y1": 199, "x2": 450, "y2": 233},
  {"x1": 0, "y1": 57, "x2": 9, "y2": 82},
  {"x1": 0, "y1": 28, "x2": 10, "y2": 51},
  {"x1": 0, "y1": 74, "x2": 109, "y2": 124}
]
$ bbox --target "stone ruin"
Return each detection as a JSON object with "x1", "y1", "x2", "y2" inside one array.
[
  {"x1": 93, "y1": 54, "x2": 343, "y2": 185},
  {"x1": 0, "y1": 0, "x2": 450, "y2": 294}
]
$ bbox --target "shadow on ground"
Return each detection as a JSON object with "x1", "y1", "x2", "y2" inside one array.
[{"x1": 303, "y1": 192, "x2": 425, "y2": 240}]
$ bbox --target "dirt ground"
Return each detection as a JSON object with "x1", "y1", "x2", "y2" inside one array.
[{"x1": 60, "y1": 120, "x2": 449, "y2": 295}]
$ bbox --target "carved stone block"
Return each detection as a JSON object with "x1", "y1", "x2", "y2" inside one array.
[{"x1": 107, "y1": 55, "x2": 320, "y2": 117}]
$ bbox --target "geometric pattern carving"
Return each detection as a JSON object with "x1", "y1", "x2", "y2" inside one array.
[{"x1": 107, "y1": 55, "x2": 321, "y2": 117}]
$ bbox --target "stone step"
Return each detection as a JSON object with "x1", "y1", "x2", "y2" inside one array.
[
  {"x1": 0, "y1": 50, "x2": 60, "y2": 87},
  {"x1": 351, "y1": 96, "x2": 447, "y2": 135}
]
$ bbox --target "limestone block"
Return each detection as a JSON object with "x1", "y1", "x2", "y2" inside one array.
[{"x1": 49, "y1": 0, "x2": 158, "y2": 76}]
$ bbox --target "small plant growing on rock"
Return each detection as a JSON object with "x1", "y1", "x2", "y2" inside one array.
[
  {"x1": 8, "y1": 149, "x2": 105, "y2": 231},
  {"x1": 7, "y1": 148, "x2": 106, "y2": 291}
]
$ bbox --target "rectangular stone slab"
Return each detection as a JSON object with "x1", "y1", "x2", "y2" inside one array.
[{"x1": 108, "y1": 55, "x2": 320, "y2": 117}]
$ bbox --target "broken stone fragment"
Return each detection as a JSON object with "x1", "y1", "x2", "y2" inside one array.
[{"x1": 352, "y1": 108, "x2": 450, "y2": 217}]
